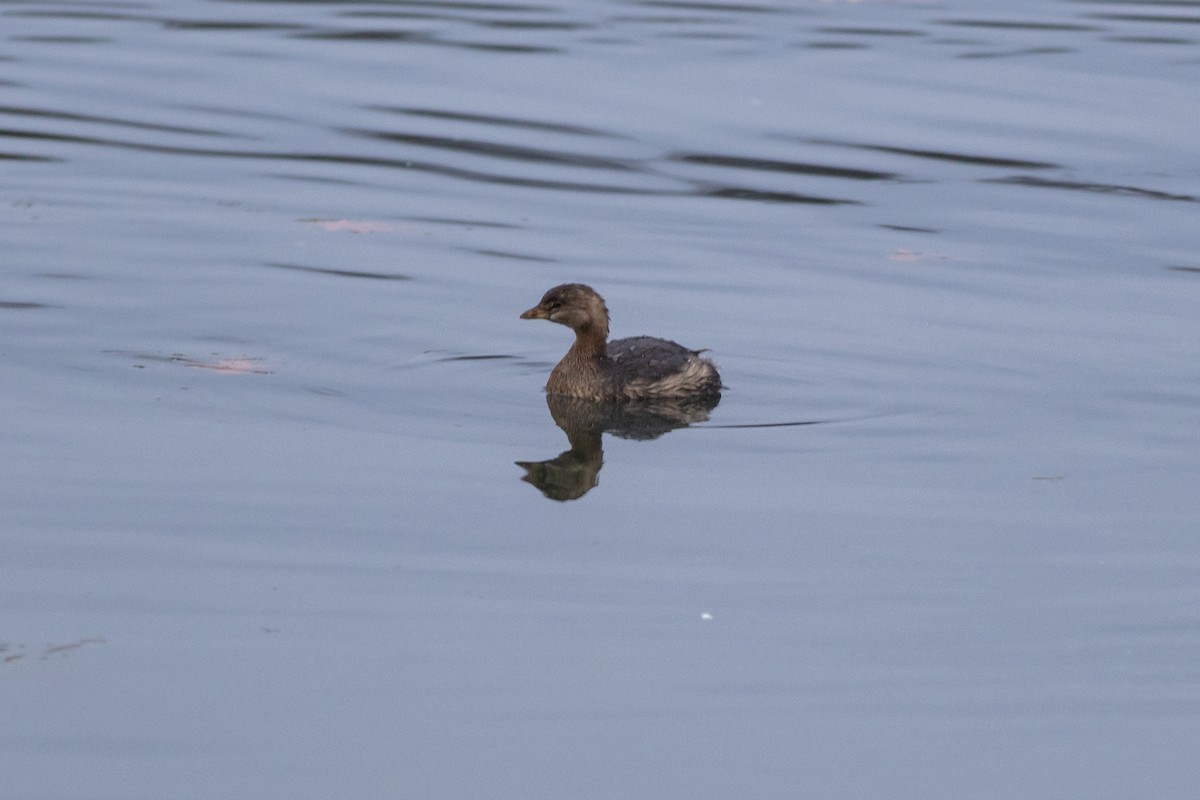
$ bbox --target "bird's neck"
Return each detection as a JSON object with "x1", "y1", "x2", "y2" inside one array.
[{"x1": 568, "y1": 322, "x2": 608, "y2": 360}]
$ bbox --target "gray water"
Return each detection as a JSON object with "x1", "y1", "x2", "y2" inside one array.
[{"x1": 3, "y1": 1, "x2": 1199, "y2": 797}]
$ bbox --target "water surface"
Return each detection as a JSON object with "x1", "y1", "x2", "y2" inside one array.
[{"x1": 3, "y1": 1, "x2": 1199, "y2": 798}]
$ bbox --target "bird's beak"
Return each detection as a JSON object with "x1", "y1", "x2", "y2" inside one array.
[{"x1": 520, "y1": 305, "x2": 547, "y2": 320}]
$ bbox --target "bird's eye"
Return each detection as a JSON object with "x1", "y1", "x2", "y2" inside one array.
[{"x1": 547, "y1": 300, "x2": 561, "y2": 311}]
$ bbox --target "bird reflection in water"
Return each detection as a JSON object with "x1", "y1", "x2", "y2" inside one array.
[{"x1": 516, "y1": 392, "x2": 720, "y2": 501}]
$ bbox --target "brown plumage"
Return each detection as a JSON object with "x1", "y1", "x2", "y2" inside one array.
[{"x1": 520, "y1": 283, "x2": 721, "y2": 401}]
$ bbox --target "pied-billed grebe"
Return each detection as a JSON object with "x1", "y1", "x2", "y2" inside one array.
[{"x1": 520, "y1": 283, "x2": 721, "y2": 401}]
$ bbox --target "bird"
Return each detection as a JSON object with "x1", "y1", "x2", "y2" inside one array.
[{"x1": 520, "y1": 283, "x2": 721, "y2": 401}]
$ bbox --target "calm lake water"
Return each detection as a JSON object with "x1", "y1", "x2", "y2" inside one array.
[{"x1": 3, "y1": 0, "x2": 1199, "y2": 797}]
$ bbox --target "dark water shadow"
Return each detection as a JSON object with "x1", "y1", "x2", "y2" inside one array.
[
  {"x1": 517, "y1": 393, "x2": 721, "y2": 501},
  {"x1": 0, "y1": 104, "x2": 231, "y2": 138},
  {"x1": 625, "y1": 1, "x2": 785, "y2": 14},
  {"x1": 292, "y1": 25, "x2": 563, "y2": 54},
  {"x1": 472, "y1": 248, "x2": 558, "y2": 263},
  {"x1": 1083, "y1": 12, "x2": 1200, "y2": 27},
  {"x1": 697, "y1": 185, "x2": 859, "y2": 205},
  {"x1": 0, "y1": 151, "x2": 60, "y2": 162},
  {"x1": 986, "y1": 175, "x2": 1198, "y2": 202},
  {"x1": 803, "y1": 138, "x2": 1061, "y2": 170},
  {"x1": 435, "y1": 353, "x2": 520, "y2": 362},
  {"x1": 701, "y1": 419, "x2": 827, "y2": 429},
  {"x1": 341, "y1": 127, "x2": 640, "y2": 172},
  {"x1": 935, "y1": 19, "x2": 1102, "y2": 32},
  {"x1": 1105, "y1": 35, "x2": 1196, "y2": 45},
  {"x1": 670, "y1": 151, "x2": 901, "y2": 181},
  {"x1": 957, "y1": 46, "x2": 1075, "y2": 59},
  {"x1": 265, "y1": 261, "x2": 414, "y2": 281},
  {"x1": 370, "y1": 106, "x2": 623, "y2": 139},
  {"x1": 0, "y1": 300, "x2": 56, "y2": 310},
  {"x1": 816, "y1": 26, "x2": 925, "y2": 38}
]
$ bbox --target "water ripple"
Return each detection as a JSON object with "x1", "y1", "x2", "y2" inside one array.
[
  {"x1": 0, "y1": 301, "x2": 55, "y2": 310},
  {"x1": 671, "y1": 152, "x2": 901, "y2": 181},
  {"x1": 0, "y1": 104, "x2": 233, "y2": 138},
  {"x1": 698, "y1": 185, "x2": 858, "y2": 205},
  {"x1": 341, "y1": 127, "x2": 640, "y2": 172},
  {"x1": 1084, "y1": 13, "x2": 1200, "y2": 26},
  {"x1": 1, "y1": 0, "x2": 1193, "y2": 215},
  {"x1": 987, "y1": 175, "x2": 1198, "y2": 202},
  {"x1": 265, "y1": 262, "x2": 414, "y2": 282},
  {"x1": 0, "y1": 151, "x2": 60, "y2": 162},
  {"x1": 626, "y1": 1, "x2": 784, "y2": 13},
  {"x1": 806, "y1": 139, "x2": 1061, "y2": 171},
  {"x1": 816, "y1": 27, "x2": 925, "y2": 38},
  {"x1": 373, "y1": 106, "x2": 623, "y2": 138},
  {"x1": 936, "y1": 19, "x2": 1103, "y2": 32}
]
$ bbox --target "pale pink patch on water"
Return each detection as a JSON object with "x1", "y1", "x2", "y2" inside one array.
[
  {"x1": 889, "y1": 249, "x2": 949, "y2": 263},
  {"x1": 302, "y1": 218, "x2": 406, "y2": 234},
  {"x1": 181, "y1": 356, "x2": 271, "y2": 375}
]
